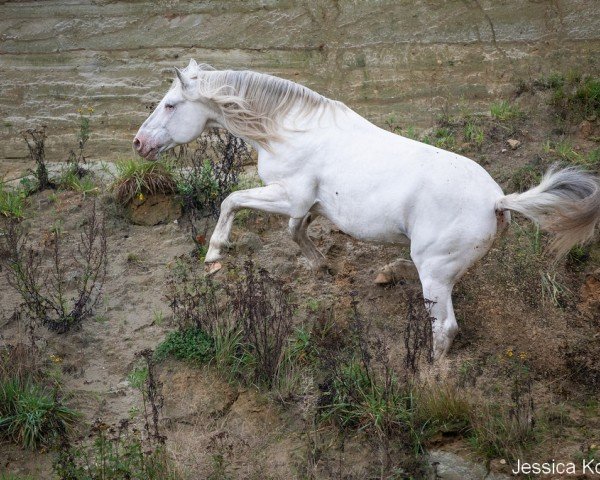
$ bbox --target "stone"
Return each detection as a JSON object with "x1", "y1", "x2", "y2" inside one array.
[
  {"x1": 507, "y1": 138, "x2": 521, "y2": 150},
  {"x1": 428, "y1": 450, "x2": 510, "y2": 480},
  {"x1": 235, "y1": 232, "x2": 263, "y2": 254},
  {"x1": 127, "y1": 194, "x2": 181, "y2": 226},
  {"x1": 578, "y1": 268, "x2": 600, "y2": 318},
  {"x1": 578, "y1": 120, "x2": 593, "y2": 139}
]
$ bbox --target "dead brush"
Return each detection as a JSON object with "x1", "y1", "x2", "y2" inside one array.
[
  {"x1": 21, "y1": 126, "x2": 54, "y2": 191},
  {"x1": 1, "y1": 201, "x2": 107, "y2": 333},
  {"x1": 227, "y1": 259, "x2": 295, "y2": 389},
  {"x1": 112, "y1": 158, "x2": 177, "y2": 205}
]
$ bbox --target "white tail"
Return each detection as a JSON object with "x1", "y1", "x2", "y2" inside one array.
[{"x1": 496, "y1": 165, "x2": 600, "y2": 258}]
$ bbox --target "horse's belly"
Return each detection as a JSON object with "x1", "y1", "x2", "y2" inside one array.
[{"x1": 313, "y1": 200, "x2": 410, "y2": 244}]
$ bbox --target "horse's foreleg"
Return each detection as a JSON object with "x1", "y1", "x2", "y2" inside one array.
[
  {"x1": 289, "y1": 214, "x2": 326, "y2": 270},
  {"x1": 205, "y1": 184, "x2": 294, "y2": 265}
]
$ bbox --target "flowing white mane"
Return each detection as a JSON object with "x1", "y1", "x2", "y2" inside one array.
[{"x1": 192, "y1": 68, "x2": 344, "y2": 148}]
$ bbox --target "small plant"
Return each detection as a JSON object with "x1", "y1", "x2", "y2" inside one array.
[
  {"x1": 1, "y1": 201, "x2": 108, "y2": 333},
  {"x1": 154, "y1": 328, "x2": 214, "y2": 363},
  {"x1": 67, "y1": 106, "x2": 93, "y2": 166},
  {"x1": 227, "y1": 261, "x2": 295, "y2": 388},
  {"x1": 540, "y1": 271, "x2": 571, "y2": 308},
  {"x1": 21, "y1": 127, "x2": 53, "y2": 191},
  {"x1": 0, "y1": 376, "x2": 79, "y2": 449},
  {"x1": 509, "y1": 163, "x2": 544, "y2": 192},
  {"x1": 550, "y1": 73, "x2": 600, "y2": 121},
  {"x1": 469, "y1": 352, "x2": 537, "y2": 462},
  {"x1": 59, "y1": 164, "x2": 98, "y2": 196},
  {"x1": 53, "y1": 419, "x2": 182, "y2": 480},
  {"x1": 490, "y1": 101, "x2": 523, "y2": 122},
  {"x1": 0, "y1": 184, "x2": 26, "y2": 219},
  {"x1": 463, "y1": 121, "x2": 485, "y2": 148},
  {"x1": 112, "y1": 157, "x2": 177, "y2": 205}
]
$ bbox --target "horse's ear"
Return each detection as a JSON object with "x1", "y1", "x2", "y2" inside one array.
[
  {"x1": 174, "y1": 67, "x2": 189, "y2": 90},
  {"x1": 188, "y1": 58, "x2": 198, "y2": 70}
]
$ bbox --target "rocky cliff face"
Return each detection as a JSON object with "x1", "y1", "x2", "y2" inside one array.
[{"x1": 1, "y1": 0, "x2": 598, "y2": 163}]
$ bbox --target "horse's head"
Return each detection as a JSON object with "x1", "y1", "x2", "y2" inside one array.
[{"x1": 133, "y1": 59, "x2": 214, "y2": 159}]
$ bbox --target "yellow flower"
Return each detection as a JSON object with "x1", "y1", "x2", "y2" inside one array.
[
  {"x1": 77, "y1": 108, "x2": 83, "y2": 114},
  {"x1": 506, "y1": 349, "x2": 514, "y2": 358},
  {"x1": 137, "y1": 193, "x2": 145, "y2": 201},
  {"x1": 88, "y1": 107, "x2": 94, "y2": 113},
  {"x1": 49, "y1": 354, "x2": 62, "y2": 364},
  {"x1": 519, "y1": 352, "x2": 527, "y2": 360}
]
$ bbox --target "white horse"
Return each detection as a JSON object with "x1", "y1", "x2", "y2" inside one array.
[{"x1": 134, "y1": 59, "x2": 600, "y2": 360}]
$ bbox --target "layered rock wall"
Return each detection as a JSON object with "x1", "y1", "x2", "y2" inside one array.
[{"x1": 1, "y1": 0, "x2": 598, "y2": 162}]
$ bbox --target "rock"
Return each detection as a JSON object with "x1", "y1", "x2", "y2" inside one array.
[
  {"x1": 578, "y1": 268, "x2": 600, "y2": 318},
  {"x1": 127, "y1": 194, "x2": 181, "y2": 226},
  {"x1": 427, "y1": 450, "x2": 510, "y2": 480},
  {"x1": 235, "y1": 232, "x2": 263, "y2": 254},
  {"x1": 578, "y1": 120, "x2": 595, "y2": 139},
  {"x1": 507, "y1": 138, "x2": 521, "y2": 150}
]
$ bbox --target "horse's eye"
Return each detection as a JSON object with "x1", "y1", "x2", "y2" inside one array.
[{"x1": 165, "y1": 104, "x2": 175, "y2": 110}]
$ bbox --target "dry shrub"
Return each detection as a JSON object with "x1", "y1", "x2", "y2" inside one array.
[{"x1": 1, "y1": 201, "x2": 107, "y2": 333}]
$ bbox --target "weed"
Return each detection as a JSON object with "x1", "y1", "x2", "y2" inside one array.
[
  {"x1": 154, "y1": 328, "x2": 214, "y2": 363},
  {"x1": 58, "y1": 164, "x2": 98, "y2": 196},
  {"x1": 469, "y1": 354, "x2": 537, "y2": 462},
  {"x1": 0, "y1": 377, "x2": 79, "y2": 449},
  {"x1": 463, "y1": 121, "x2": 485, "y2": 148},
  {"x1": 0, "y1": 184, "x2": 26, "y2": 219},
  {"x1": 550, "y1": 73, "x2": 600, "y2": 121},
  {"x1": 21, "y1": 127, "x2": 53, "y2": 191},
  {"x1": 1, "y1": 201, "x2": 108, "y2": 333},
  {"x1": 177, "y1": 130, "x2": 250, "y2": 248},
  {"x1": 509, "y1": 163, "x2": 543, "y2": 192},
  {"x1": 112, "y1": 157, "x2": 177, "y2": 205},
  {"x1": 544, "y1": 140, "x2": 600, "y2": 171},
  {"x1": 540, "y1": 271, "x2": 571, "y2": 308},
  {"x1": 413, "y1": 383, "x2": 472, "y2": 437},
  {"x1": 227, "y1": 261, "x2": 295, "y2": 388},
  {"x1": 490, "y1": 101, "x2": 523, "y2": 122},
  {"x1": 423, "y1": 127, "x2": 457, "y2": 151},
  {"x1": 53, "y1": 419, "x2": 182, "y2": 480},
  {"x1": 67, "y1": 106, "x2": 93, "y2": 166}
]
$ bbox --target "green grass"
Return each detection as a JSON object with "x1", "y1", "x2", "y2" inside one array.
[
  {"x1": 423, "y1": 127, "x2": 457, "y2": 151},
  {"x1": 154, "y1": 328, "x2": 214, "y2": 364},
  {"x1": 490, "y1": 101, "x2": 523, "y2": 122},
  {"x1": 0, "y1": 184, "x2": 26, "y2": 219},
  {"x1": 550, "y1": 73, "x2": 600, "y2": 120},
  {"x1": 58, "y1": 166, "x2": 98, "y2": 195},
  {"x1": 543, "y1": 141, "x2": 600, "y2": 170},
  {"x1": 0, "y1": 377, "x2": 79, "y2": 449},
  {"x1": 112, "y1": 157, "x2": 177, "y2": 205},
  {"x1": 463, "y1": 121, "x2": 485, "y2": 148}
]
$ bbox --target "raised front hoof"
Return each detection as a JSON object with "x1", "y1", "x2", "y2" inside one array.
[{"x1": 204, "y1": 261, "x2": 223, "y2": 275}]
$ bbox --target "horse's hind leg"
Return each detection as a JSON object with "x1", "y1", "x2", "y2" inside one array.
[
  {"x1": 289, "y1": 213, "x2": 326, "y2": 270},
  {"x1": 412, "y1": 236, "x2": 493, "y2": 360}
]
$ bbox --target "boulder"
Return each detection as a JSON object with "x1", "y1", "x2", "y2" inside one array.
[{"x1": 127, "y1": 194, "x2": 181, "y2": 226}]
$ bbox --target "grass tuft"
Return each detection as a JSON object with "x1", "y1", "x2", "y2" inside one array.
[{"x1": 112, "y1": 157, "x2": 177, "y2": 205}]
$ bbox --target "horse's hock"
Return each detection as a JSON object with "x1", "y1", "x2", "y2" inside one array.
[
  {"x1": 1, "y1": 1, "x2": 599, "y2": 165},
  {"x1": 127, "y1": 194, "x2": 182, "y2": 226}
]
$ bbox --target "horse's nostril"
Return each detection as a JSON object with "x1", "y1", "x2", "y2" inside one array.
[{"x1": 133, "y1": 138, "x2": 142, "y2": 151}]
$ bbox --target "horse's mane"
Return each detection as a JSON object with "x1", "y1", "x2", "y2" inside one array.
[{"x1": 193, "y1": 68, "x2": 344, "y2": 148}]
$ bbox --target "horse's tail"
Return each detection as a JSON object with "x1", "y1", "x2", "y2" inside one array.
[{"x1": 496, "y1": 165, "x2": 600, "y2": 258}]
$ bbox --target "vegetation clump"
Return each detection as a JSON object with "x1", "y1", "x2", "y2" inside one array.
[
  {"x1": 1, "y1": 201, "x2": 107, "y2": 333},
  {"x1": 112, "y1": 158, "x2": 177, "y2": 205}
]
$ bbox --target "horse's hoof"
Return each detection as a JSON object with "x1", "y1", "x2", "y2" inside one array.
[{"x1": 204, "y1": 262, "x2": 222, "y2": 275}]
